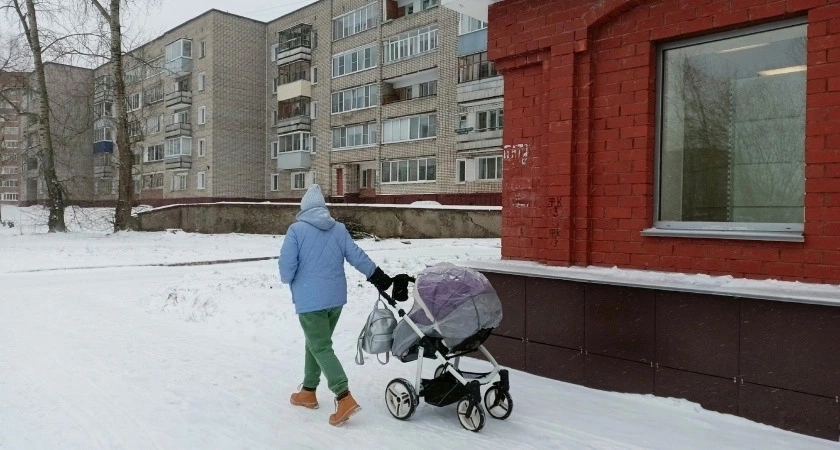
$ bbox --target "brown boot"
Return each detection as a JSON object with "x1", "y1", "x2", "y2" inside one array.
[
  {"x1": 329, "y1": 391, "x2": 361, "y2": 426},
  {"x1": 290, "y1": 387, "x2": 319, "y2": 409}
]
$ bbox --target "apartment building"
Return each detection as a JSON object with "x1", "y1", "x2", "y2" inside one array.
[
  {"x1": 91, "y1": 10, "x2": 266, "y2": 204},
  {"x1": 18, "y1": 64, "x2": 94, "y2": 204},
  {"x1": 265, "y1": 0, "x2": 503, "y2": 204},
  {"x1": 0, "y1": 72, "x2": 25, "y2": 205}
]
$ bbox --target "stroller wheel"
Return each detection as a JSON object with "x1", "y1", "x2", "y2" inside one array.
[
  {"x1": 456, "y1": 398, "x2": 485, "y2": 432},
  {"x1": 484, "y1": 386, "x2": 513, "y2": 420},
  {"x1": 385, "y1": 378, "x2": 419, "y2": 421}
]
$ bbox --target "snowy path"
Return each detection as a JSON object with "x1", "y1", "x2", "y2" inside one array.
[{"x1": 0, "y1": 228, "x2": 835, "y2": 448}]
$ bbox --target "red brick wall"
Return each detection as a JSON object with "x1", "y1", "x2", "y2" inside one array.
[{"x1": 488, "y1": 0, "x2": 840, "y2": 283}]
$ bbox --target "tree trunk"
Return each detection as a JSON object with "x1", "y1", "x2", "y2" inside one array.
[
  {"x1": 24, "y1": 0, "x2": 66, "y2": 232},
  {"x1": 108, "y1": 0, "x2": 133, "y2": 231}
]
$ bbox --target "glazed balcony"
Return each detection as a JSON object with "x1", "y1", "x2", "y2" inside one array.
[
  {"x1": 275, "y1": 24, "x2": 313, "y2": 66},
  {"x1": 276, "y1": 150, "x2": 311, "y2": 170}
]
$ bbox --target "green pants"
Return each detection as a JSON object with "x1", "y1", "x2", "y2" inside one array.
[{"x1": 298, "y1": 306, "x2": 348, "y2": 395}]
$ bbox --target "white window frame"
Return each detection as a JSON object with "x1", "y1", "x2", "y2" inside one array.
[
  {"x1": 198, "y1": 72, "x2": 206, "y2": 91},
  {"x1": 476, "y1": 155, "x2": 503, "y2": 180},
  {"x1": 198, "y1": 106, "x2": 206, "y2": 125},
  {"x1": 165, "y1": 136, "x2": 192, "y2": 158},
  {"x1": 271, "y1": 140, "x2": 279, "y2": 159},
  {"x1": 310, "y1": 101, "x2": 318, "y2": 119},
  {"x1": 458, "y1": 14, "x2": 487, "y2": 35},
  {"x1": 144, "y1": 144, "x2": 164, "y2": 162},
  {"x1": 331, "y1": 83, "x2": 378, "y2": 114},
  {"x1": 332, "y1": 44, "x2": 378, "y2": 78},
  {"x1": 331, "y1": 123, "x2": 377, "y2": 150},
  {"x1": 384, "y1": 25, "x2": 438, "y2": 64},
  {"x1": 165, "y1": 39, "x2": 192, "y2": 62},
  {"x1": 198, "y1": 138, "x2": 206, "y2": 157},
  {"x1": 1, "y1": 192, "x2": 19, "y2": 201},
  {"x1": 199, "y1": 41, "x2": 206, "y2": 58},
  {"x1": 3, "y1": 127, "x2": 20, "y2": 135},
  {"x1": 456, "y1": 159, "x2": 466, "y2": 183},
  {"x1": 332, "y1": 3, "x2": 378, "y2": 40},
  {"x1": 270, "y1": 173, "x2": 280, "y2": 191},
  {"x1": 380, "y1": 157, "x2": 437, "y2": 184},
  {"x1": 126, "y1": 92, "x2": 141, "y2": 112},
  {"x1": 382, "y1": 113, "x2": 437, "y2": 143},
  {"x1": 476, "y1": 108, "x2": 504, "y2": 131},
  {"x1": 278, "y1": 132, "x2": 311, "y2": 153},
  {"x1": 197, "y1": 171, "x2": 206, "y2": 190},
  {"x1": 311, "y1": 67, "x2": 318, "y2": 84},
  {"x1": 291, "y1": 172, "x2": 307, "y2": 190},
  {"x1": 172, "y1": 172, "x2": 188, "y2": 191}
]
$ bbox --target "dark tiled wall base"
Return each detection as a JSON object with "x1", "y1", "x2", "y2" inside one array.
[{"x1": 479, "y1": 271, "x2": 840, "y2": 441}]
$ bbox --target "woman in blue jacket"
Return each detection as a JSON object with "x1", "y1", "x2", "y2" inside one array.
[{"x1": 279, "y1": 184, "x2": 391, "y2": 427}]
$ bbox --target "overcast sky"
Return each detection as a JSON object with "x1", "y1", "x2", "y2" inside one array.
[{"x1": 137, "y1": 0, "x2": 320, "y2": 35}]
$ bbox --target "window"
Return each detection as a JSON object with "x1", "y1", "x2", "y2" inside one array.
[
  {"x1": 148, "y1": 56, "x2": 164, "y2": 77},
  {"x1": 1, "y1": 193, "x2": 18, "y2": 201},
  {"x1": 94, "y1": 126, "x2": 113, "y2": 142},
  {"x1": 272, "y1": 77, "x2": 279, "y2": 94},
  {"x1": 292, "y1": 172, "x2": 306, "y2": 190},
  {"x1": 278, "y1": 24, "x2": 313, "y2": 52},
  {"x1": 311, "y1": 136, "x2": 317, "y2": 154},
  {"x1": 129, "y1": 120, "x2": 143, "y2": 137},
  {"x1": 311, "y1": 101, "x2": 318, "y2": 119},
  {"x1": 656, "y1": 20, "x2": 806, "y2": 235},
  {"x1": 277, "y1": 97, "x2": 310, "y2": 120},
  {"x1": 422, "y1": 0, "x2": 439, "y2": 9},
  {"x1": 198, "y1": 73, "x2": 206, "y2": 91},
  {"x1": 165, "y1": 39, "x2": 192, "y2": 62},
  {"x1": 278, "y1": 60, "x2": 311, "y2": 85},
  {"x1": 476, "y1": 108, "x2": 503, "y2": 131},
  {"x1": 270, "y1": 173, "x2": 280, "y2": 191},
  {"x1": 143, "y1": 172, "x2": 164, "y2": 189},
  {"x1": 278, "y1": 132, "x2": 311, "y2": 153},
  {"x1": 331, "y1": 84, "x2": 378, "y2": 114},
  {"x1": 1, "y1": 179, "x2": 19, "y2": 187},
  {"x1": 270, "y1": 141, "x2": 279, "y2": 159},
  {"x1": 0, "y1": 140, "x2": 17, "y2": 148},
  {"x1": 332, "y1": 45, "x2": 378, "y2": 77},
  {"x1": 458, "y1": 14, "x2": 487, "y2": 35},
  {"x1": 199, "y1": 41, "x2": 206, "y2": 58},
  {"x1": 333, "y1": 3, "x2": 378, "y2": 40},
  {"x1": 477, "y1": 156, "x2": 502, "y2": 180},
  {"x1": 146, "y1": 115, "x2": 161, "y2": 134},
  {"x1": 165, "y1": 137, "x2": 191, "y2": 157},
  {"x1": 382, "y1": 113, "x2": 437, "y2": 143},
  {"x1": 197, "y1": 171, "x2": 206, "y2": 190},
  {"x1": 384, "y1": 25, "x2": 438, "y2": 64},
  {"x1": 172, "y1": 172, "x2": 188, "y2": 191},
  {"x1": 94, "y1": 101, "x2": 113, "y2": 118},
  {"x1": 198, "y1": 106, "x2": 206, "y2": 125},
  {"x1": 3, "y1": 127, "x2": 19, "y2": 135},
  {"x1": 458, "y1": 52, "x2": 498, "y2": 83},
  {"x1": 456, "y1": 159, "x2": 466, "y2": 183},
  {"x1": 360, "y1": 168, "x2": 374, "y2": 188},
  {"x1": 143, "y1": 84, "x2": 164, "y2": 104},
  {"x1": 0, "y1": 166, "x2": 20, "y2": 175},
  {"x1": 418, "y1": 80, "x2": 437, "y2": 97},
  {"x1": 270, "y1": 43, "x2": 279, "y2": 62},
  {"x1": 381, "y1": 157, "x2": 436, "y2": 183},
  {"x1": 125, "y1": 65, "x2": 145, "y2": 84},
  {"x1": 126, "y1": 92, "x2": 141, "y2": 111},
  {"x1": 144, "y1": 144, "x2": 164, "y2": 162},
  {"x1": 312, "y1": 67, "x2": 318, "y2": 84},
  {"x1": 198, "y1": 139, "x2": 206, "y2": 157},
  {"x1": 331, "y1": 123, "x2": 377, "y2": 149}
]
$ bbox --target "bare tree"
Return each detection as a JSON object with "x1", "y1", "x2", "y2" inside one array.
[{"x1": 6, "y1": 0, "x2": 66, "y2": 231}]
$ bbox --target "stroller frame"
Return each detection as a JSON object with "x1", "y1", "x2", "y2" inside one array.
[{"x1": 377, "y1": 275, "x2": 513, "y2": 432}]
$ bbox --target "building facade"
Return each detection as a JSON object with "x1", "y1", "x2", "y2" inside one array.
[
  {"x1": 79, "y1": 3, "x2": 504, "y2": 207},
  {"x1": 443, "y1": 0, "x2": 840, "y2": 441},
  {"x1": 0, "y1": 72, "x2": 25, "y2": 205}
]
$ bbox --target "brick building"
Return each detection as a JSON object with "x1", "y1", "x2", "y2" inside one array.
[
  {"x1": 444, "y1": 0, "x2": 840, "y2": 441},
  {"x1": 0, "y1": 72, "x2": 25, "y2": 205}
]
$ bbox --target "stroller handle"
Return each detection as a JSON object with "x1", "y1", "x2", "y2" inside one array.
[{"x1": 378, "y1": 273, "x2": 414, "y2": 307}]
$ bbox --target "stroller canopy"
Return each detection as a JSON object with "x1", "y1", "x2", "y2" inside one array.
[{"x1": 391, "y1": 263, "x2": 502, "y2": 358}]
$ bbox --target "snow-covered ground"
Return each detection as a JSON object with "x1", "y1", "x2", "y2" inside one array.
[{"x1": 0, "y1": 205, "x2": 835, "y2": 449}]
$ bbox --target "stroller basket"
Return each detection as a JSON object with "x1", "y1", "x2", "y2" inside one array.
[{"x1": 398, "y1": 328, "x2": 494, "y2": 363}]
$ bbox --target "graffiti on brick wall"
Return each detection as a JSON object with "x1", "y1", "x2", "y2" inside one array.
[
  {"x1": 548, "y1": 197, "x2": 560, "y2": 217},
  {"x1": 549, "y1": 228, "x2": 561, "y2": 247},
  {"x1": 503, "y1": 144, "x2": 530, "y2": 166},
  {"x1": 511, "y1": 190, "x2": 531, "y2": 208}
]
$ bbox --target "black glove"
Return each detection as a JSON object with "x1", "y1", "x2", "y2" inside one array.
[
  {"x1": 391, "y1": 274, "x2": 413, "y2": 302},
  {"x1": 368, "y1": 266, "x2": 392, "y2": 292}
]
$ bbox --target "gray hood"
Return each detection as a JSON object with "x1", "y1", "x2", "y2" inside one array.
[{"x1": 296, "y1": 184, "x2": 335, "y2": 230}]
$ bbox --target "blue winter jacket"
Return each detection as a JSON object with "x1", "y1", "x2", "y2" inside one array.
[{"x1": 279, "y1": 185, "x2": 376, "y2": 314}]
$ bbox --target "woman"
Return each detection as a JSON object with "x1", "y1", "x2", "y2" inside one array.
[{"x1": 279, "y1": 184, "x2": 392, "y2": 426}]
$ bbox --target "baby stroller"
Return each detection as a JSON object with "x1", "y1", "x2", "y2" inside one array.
[{"x1": 377, "y1": 263, "x2": 513, "y2": 432}]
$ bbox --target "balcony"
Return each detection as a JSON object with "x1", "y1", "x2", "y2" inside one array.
[
  {"x1": 455, "y1": 128, "x2": 502, "y2": 152},
  {"x1": 93, "y1": 141, "x2": 114, "y2": 154},
  {"x1": 164, "y1": 155, "x2": 191, "y2": 170},
  {"x1": 276, "y1": 24, "x2": 313, "y2": 66},
  {"x1": 458, "y1": 28, "x2": 488, "y2": 56},
  {"x1": 277, "y1": 79, "x2": 311, "y2": 103},
  {"x1": 441, "y1": 0, "x2": 501, "y2": 22},
  {"x1": 276, "y1": 115, "x2": 311, "y2": 135},
  {"x1": 165, "y1": 122, "x2": 192, "y2": 137},
  {"x1": 382, "y1": 68, "x2": 439, "y2": 105},
  {"x1": 165, "y1": 57, "x2": 192, "y2": 77},
  {"x1": 165, "y1": 90, "x2": 192, "y2": 108},
  {"x1": 94, "y1": 89, "x2": 113, "y2": 104},
  {"x1": 277, "y1": 150, "x2": 311, "y2": 170},
  {"x1": 457, "y1": 76, "x2": 503, "y2": 103},
  {"x1": 94, "y1": 165, "x2": 113, "y2": 179}
]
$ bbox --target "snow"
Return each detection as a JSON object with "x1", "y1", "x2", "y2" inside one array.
[
  {"x1": 0, "y1": 205, "x2": 835, "y2": 449},
  {"x1": 142, "y1": 200, "x2": 502, "y2": 212}
]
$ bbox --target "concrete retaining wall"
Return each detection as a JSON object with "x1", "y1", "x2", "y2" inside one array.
[{"x1": 134, "y1": 203, "x2": 501, "y2": 239}]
